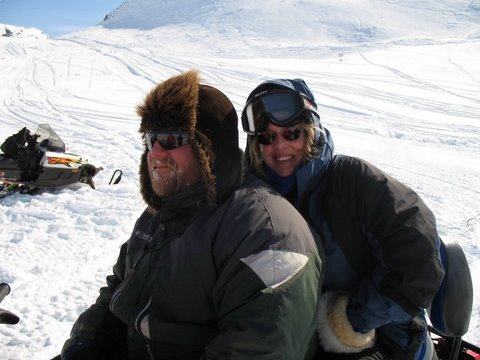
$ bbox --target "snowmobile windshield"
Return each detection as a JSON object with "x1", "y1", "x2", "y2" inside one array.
[{"x1": 35, "y1": 124, "x2": 66, "y2": 152}]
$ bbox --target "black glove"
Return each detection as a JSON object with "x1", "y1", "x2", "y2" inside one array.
[
  {"x1": 0, "y1": 283, "x2": 20, "y2": 325},
  {"x1": 61, "y1": 336, "x2": 112, "y2": 360},
  {"x1": 61, "y1": 329, "x2": 127, "y2": 360},
  {"x1": 61, "y1": 304, "x2": 128, "y2": 360}
]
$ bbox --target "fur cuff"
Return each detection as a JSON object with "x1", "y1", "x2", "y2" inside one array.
[{"x1": 317, "y1": 292, "x2": 375, "y2": 353}]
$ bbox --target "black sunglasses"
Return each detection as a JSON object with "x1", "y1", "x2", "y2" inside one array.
[
  {"x1": 256, "y1": 127, "x2": 304, "y2": 145},
  {"x1": 145, "y1": 130, "x2": 191, "y2": 150}
]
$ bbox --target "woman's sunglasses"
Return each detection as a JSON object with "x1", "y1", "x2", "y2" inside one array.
[
  {"x1": 145, "y1": 130, "x2": 191, "y2": 150},
  {"x1": 256, "y1": 127, "x2": 304, "y2": 145}
]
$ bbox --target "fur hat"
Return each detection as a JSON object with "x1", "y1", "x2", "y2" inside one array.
[{"x1": 137, "y1": 70, "x2": 241, "y2": 209}]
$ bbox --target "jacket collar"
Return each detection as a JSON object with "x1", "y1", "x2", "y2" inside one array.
[{"x1": 147, "y1": 182, "x2": 210, "y2": 237}]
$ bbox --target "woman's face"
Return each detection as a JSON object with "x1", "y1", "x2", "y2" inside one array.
[{"x1": 259, "y1": 123, "x2": 308, "y2": 177}]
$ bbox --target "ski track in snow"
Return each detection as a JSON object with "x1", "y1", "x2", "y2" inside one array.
[{"x1": 1, "y1": 2, "x2": 480, "y2": 358}]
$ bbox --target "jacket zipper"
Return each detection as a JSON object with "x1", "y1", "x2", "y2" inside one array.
[{"x1": 146, "y1": 339, "x2": 155, "y2": 360}]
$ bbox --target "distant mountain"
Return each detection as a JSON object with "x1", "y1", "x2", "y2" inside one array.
[
  {"x1": 1, "y1": 23, "x2": 49, "y2": 39},
  {"x1": 71, "y1": 0, "x2": 479, "y2": 59},
  {"x1": 102, "y1": 1, "x2": 127, "y2": 23},
  {"x1": 99, "y1": 0, "x2": 479, "y2": 44}
]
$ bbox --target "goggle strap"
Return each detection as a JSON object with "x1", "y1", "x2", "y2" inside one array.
[{"x1": 245, "y1": 104, "x2": 256, "y2": 134}]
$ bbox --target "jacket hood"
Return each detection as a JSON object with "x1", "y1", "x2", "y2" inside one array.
[{"x1": 137, "y1": 70, "x2": 242, "y2": 209}]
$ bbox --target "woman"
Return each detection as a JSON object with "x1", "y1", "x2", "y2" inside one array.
[{"x1": 241, "y1": 78, "x2": 444, "y2": 360}]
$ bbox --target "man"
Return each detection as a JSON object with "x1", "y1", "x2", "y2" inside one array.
[{"x1": 56, "y1": 70, "x2": 322, "y2": 359}]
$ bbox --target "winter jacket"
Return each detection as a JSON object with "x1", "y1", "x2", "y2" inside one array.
[
  {"x1": 61, "y1": 176, "x2": 322, "y2": 360},
  {"x1": 254, "y1": 148, "x2": 444, "y2": 354}
]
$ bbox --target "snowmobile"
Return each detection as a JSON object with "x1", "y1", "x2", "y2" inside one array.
[
  {"x1": 0, "y1": 124, "x2": 102, "y2": 198},
  {"x1": 1, "y1": 247, "x2": 479, "y2": 360}
]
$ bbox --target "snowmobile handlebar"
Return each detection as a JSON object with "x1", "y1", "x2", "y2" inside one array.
[
  {"x1": 0, "y1": 283, "x2": 20, "y2": 325},
  {"x1": 0, "y1": 283, "x2": 10, "y2": 303}
]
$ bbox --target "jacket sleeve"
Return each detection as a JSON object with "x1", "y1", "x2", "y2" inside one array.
[
  {"x1": 60, "y1": 243, "x2": 128, "y2": 359},
  {"x1": 203, "y1": 184, "x2": 323, "y2": 359},
  {"x1": 331, "y1": 156, "x2": 444, "y2": 331}
]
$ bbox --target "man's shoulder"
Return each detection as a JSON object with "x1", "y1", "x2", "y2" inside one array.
[
  {"x1": 231, "y1": 173, "x2": 294, "y2": 210},
  {"x1": 208, "y1": 174, "x2": 319, "y2": 255},
  {"x1": 223, "y1": 174, "x2": 311, "y2": 231}
]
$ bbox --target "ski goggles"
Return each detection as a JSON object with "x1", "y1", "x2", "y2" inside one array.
[
  {"x1": 242, "y1": 89, "x2": 318, "y2": 134},
  {"x1": 256, "y1": 127, "x2": 304, "y2": 145},
  {"x1": 145, "y1": 130, "x2": 191, "y2": 150}
]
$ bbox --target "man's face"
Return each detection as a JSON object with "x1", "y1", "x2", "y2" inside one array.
[{"x1": 147, "y1": 138, "x2": 202, "y2": 197}]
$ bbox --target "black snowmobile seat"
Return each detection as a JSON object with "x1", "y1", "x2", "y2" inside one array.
[
  {"x1": 428, "y1": 240, "x2": 474, "y2": 360},
  {"x1": 429, "y1": 241, "x2": 473, "y2": 337},
  {"x1": 1, "y1": 127, "x2": 43, "y2": 182},
  {"x1": 0, "y1": 155, "x2": 19, "y2": 170}
]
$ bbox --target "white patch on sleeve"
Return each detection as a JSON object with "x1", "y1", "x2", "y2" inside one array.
[
  {"x1": 141, "y1": 313, "x2": 151, "y2": 339},
  {"x1": 240, "y1": 249, "x2": 309, "y2": 289}
]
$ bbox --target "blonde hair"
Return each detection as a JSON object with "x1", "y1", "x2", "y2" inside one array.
[{"x1": 248, "y1": 122, "x2": 316, "y2": 175}]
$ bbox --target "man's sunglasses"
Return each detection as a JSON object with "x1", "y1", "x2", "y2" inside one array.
[
  {"x1": 256, "y1": 127, "x2": 304, "y2": 145},
  {"x1": 242, "y1": 89, "x2": 318, "y2": 134},
  {"x1": 145, "y1": 130, "x2": 191, "y2": 150}
]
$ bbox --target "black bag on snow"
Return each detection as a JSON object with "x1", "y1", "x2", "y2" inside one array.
[{"x1": 1, "y1": 127, "x2": 31, "y2": 157}]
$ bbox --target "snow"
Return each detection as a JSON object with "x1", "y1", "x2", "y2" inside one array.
[{"x1": 1, "y1": 0, "x2": 479, "y2": 358}]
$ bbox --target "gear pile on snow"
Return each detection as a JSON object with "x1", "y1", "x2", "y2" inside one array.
[{"x1": 0, "y1": 124, "x2": 102, "y2": 197}]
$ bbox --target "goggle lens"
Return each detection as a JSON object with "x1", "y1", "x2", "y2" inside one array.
[
  {"x1": 242, "y1": 90, "x2": 318, "y2": 134},
  {"x1": 145, "y1": 130, "x2": 191, "y2": 150},
  {"x1": 256, "y1": 127, "x2": 303, "y2": 145}
]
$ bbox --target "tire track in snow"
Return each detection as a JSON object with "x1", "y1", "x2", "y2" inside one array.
[{"x1": 358, "y1": 50, "x2": 480, "y2": 105}]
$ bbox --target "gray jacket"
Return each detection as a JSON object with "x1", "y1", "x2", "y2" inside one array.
[{"x1": 61, "y1": 175, "x2": 322, "y2": 359}]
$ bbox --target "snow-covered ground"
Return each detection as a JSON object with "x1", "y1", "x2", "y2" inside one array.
[{"x1": 0, "y1": 0, "x2": 479, "y2": 358}]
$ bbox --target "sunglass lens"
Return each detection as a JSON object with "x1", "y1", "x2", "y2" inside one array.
[
  {"x1": 257, "y1": 131, "x2": 275, "y2": 145},
  {"x1": 256, "y1": 128, "x2": 302, "y2": 145},
  {"x1": 145, "y1": 131, "x2": 189, "y2": 150},
  {"x1": 283, "y1": 128, "x2": 302, "y2": 141}
]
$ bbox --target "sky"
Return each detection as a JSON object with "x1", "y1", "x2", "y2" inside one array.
[
  {"x1": 0, "y1": 0, "x2": 123, "y2": 37},
  {"x1": 0, "y1": 0, "x2": 479, "y2": 359}
]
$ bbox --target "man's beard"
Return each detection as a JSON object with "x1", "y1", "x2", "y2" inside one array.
[{"x1": 149, "y1": 159, "x2": 200, "y2": 197}]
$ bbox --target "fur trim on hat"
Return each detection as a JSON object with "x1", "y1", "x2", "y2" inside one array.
[
  {"x1": 138, "y1": 70, "x2": 199, "y2": 132},
  {"x1": 137, "y1": 70, "x2": 242, "y2": 209}
]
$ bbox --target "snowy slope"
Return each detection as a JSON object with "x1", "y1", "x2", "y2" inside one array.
[{"x1": 0, "y1": 1, "x2": 479, "y2": 359}]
